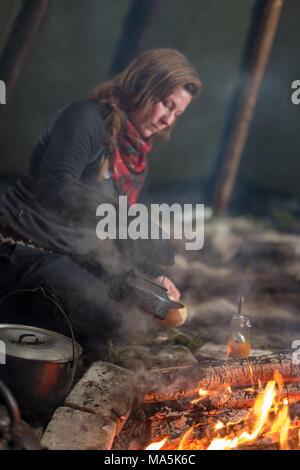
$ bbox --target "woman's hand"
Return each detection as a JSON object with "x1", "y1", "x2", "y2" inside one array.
[{"x1": 155, "y1": 276, "x2": 181, "y2": 301}]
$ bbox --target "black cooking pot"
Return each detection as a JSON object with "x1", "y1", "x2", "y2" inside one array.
[{"x1": 0, "y1": 288, "x2": 82, "y2": 419}]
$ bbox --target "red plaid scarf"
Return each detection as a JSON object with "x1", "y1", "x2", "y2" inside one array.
[{"x1": 111, "y1": 118, "x2": 152, "y2": 206}]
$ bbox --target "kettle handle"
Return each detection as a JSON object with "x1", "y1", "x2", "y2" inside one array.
[{"x1": 0, "y1": 287, "x2": 76, "y2": 368}]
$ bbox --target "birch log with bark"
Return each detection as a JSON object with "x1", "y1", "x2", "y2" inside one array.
[
  {"x1": 197, "y1": 382, "x2": 300, "y2": 410},
  {"x1": 142, "y1": 350, "x2": 300, "y2": 404}
]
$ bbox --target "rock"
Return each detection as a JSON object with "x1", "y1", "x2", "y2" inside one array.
[
  {"x1": 41, "y1": 407, "x2": 116, "y2": 450},
  {"x1": 116, "y1": 344, "x2": 197, "y2": 371},
  {"x1": 194, "y1": 342, "x2": 273, "y2": 362},
  {"x1": 65, "y1": 361, "x2": 134, "y2": 435}
]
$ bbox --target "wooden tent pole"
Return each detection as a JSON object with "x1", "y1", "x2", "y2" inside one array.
[
  {"x1": 110, "y1": 0, "x2": 160, "y2": 75},
  {"x1": 212, "y1": 0, "x2": 284, "y2": 216},
  {"x1": 0, "y1": 0, "x2": 49, "y2": 121}
]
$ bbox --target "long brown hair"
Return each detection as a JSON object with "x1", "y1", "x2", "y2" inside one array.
[{"x1": 91, "y1": 48, "x2": 202, "y2": 154}]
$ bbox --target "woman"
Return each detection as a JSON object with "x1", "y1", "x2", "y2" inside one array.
[{"x1": 0, "y1": 49, "x2": 201, "y2": 356}]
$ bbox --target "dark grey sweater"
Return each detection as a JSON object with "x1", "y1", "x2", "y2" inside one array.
[
  {"x1": 0, "y1": 100, "x2": 117, "y2": 256},
  {"x1": 0, "y1": 100, "x2": 174, "y2": 272}
]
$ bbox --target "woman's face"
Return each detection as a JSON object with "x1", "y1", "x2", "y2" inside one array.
[{"x1": 130, "y1": 86, "x2": 192, "y2": 139}]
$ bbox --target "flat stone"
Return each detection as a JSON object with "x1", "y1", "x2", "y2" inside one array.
[
  {"x1": 41, "y1": 407, "x2": 116, "y2": 450},
  {"x1": 194, "y1": 342, "x2": 273, "y2": 362},
  {"x1": 117, "y1": 344, "x2": 197, "y2": 370},
  {"x1": 65, "y1": 361, "x2": 134, "y2": 434}
]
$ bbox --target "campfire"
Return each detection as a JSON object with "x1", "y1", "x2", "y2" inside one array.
[
  {"x1": 145, "y1": 374, "x2": 300, "y2": 450},
  {"x1": 114, "y1": 350, "x2": 300, "y2": 451}
]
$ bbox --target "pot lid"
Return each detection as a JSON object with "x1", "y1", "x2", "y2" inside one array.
[{"x1": 0, "y1": 324, "x2": 82, "y2": 362}]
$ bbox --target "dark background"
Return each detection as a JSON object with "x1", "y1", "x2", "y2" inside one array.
[{"x1": 0, "y1": 0, "x2": 299, "y2": 219}]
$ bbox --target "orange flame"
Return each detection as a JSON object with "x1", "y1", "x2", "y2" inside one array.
[
  {"x1": 191, "y1": 388, "x2": 208, "y2": 404},
  {"x1": 145, "y1": 372, "x2": 299, "y2": 450},
  {"x1": 215, "y1": 421, "x2": 225, "y2": 431},
  {"x1": 145, "y1": 437, "x2": 168, "y2": 450},
  {"x1": 178, "y1": 427, "x2": 194, "y2": 450}
]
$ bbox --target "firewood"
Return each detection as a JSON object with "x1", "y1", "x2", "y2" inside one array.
[
  {"x1": 148, "y1": 408, "x2": 212, "y2": 426},
  {"x1": 289, "y1": 401, "x2": 300, "y2": 420},
  {"x1": 148, "y1": 407, "x2": 249, "y2": 440},
  {"x1": 195, "y1": 382, "x2": 300, "y2": 410},
  {"x1": 142, "y1": 350, "x2": 300, "y2": 403},
  {"x1": 154, "y1": 415, "x2": 300, "y2": 450},
  {"x1": 149, "y1": 413, "x2": 191, "y2": 442}
]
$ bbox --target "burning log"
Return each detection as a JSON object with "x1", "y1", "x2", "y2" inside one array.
[
  {"x1": 113, "y1": 348, "x2": 300, "y2": 451},
  {"x1": 193, "y1": 416, "x2": 300, "y2": 450},
  {"x1": 149, "y1": 408, "x2": 249, "y2": 442},
  {"x1": 148, "y1": 408, "x2": 249, "y2": 450},
  {"x1": 142, "y1": 350, "x2": 300, "y2": 404},
  {"x1": 137, "y1": 353, "x2": 300, "y2": 451},
  {"x1": 149, "y1": 413, "x2": 191, "y2": 443},
  {"x1": 148, "y1": 406, "x2": 300, "y2": 451},
  {"x1": 195, "y1": 382, "x2": 300, "y2": 410}
]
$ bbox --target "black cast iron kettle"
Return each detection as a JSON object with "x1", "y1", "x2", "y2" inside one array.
[
  {"x1": 108, "y1": 270, "x2": 185, "y2": 319},
  {"x1": 0, "y1": 379, "x2": 42, "y2": 450}
]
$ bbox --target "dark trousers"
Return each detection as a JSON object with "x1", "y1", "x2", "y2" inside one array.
[{"x1": 0, "y1": 244, "x2": 149, "y2": 356}]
